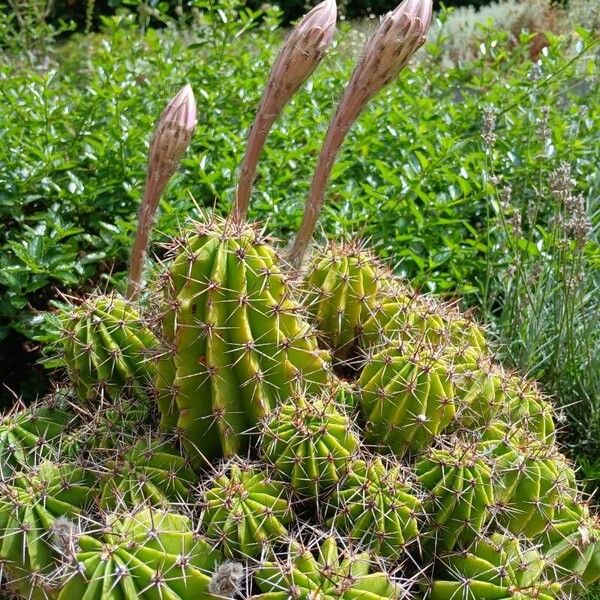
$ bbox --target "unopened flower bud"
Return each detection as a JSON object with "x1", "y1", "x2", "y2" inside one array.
[
  {"x1": 233, "y1": 0, "x2": 337, "y2": 224},
  {"x1": 287, "y1": 0, "x2": 432, "y2": 267},
  {"x1": 127, "y1": 84, "x2": 197, "y2": 299}
]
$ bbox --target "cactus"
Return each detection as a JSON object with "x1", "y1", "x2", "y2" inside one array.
[
  {"x1": 61, "y1": 394, "x2": 153, "y2": 456},
  {"x1": 2, "y1": 1, "x2": 599, "y2": 599},
  {"x1": 0, "y1": 461, "x2": 96, "y2": 597},
  {"x1": 0, "y1": 402, "x2": 72, "y2": 481},
  {"x1": 253, "y1": 534, "x2": 403, "y2": 599},
  {"x1": 482, "y1": 425, "x2": 576, "y2": 538},
  {"x1": 427, "y1": 533, "x2": 562, "y2": 600},
  {"x1": 304, "y1": 242, "x2": 389, "y2": 360},
  {"x1": 62, "y1": 293, "x2": 158, "y2": 402},
  {"x1": 416, "y1": 440, "x2": 495, "y2": 551},
  {"x1": 324, "y1": 456, "x2": 420, "y2": 560},
  {"x1": 361, "y1": 293, "x2": 487, "y2": 356},
  {"x1": 155, "y1": 217, "x2": 331, "y2": 464},
  {"x1": 359, "y1": 342, "x2": 456, "y2": 455},
  {"x1": 200, "y1": 460, "x2": 293, "y2": 559},
  {"x1": 451, "y1": 349, "x2": 505, "y2": 427},
  {"x1": 58, "y1": 508, "x2": 223, "y2": 599},
  {"x1": 538, "y1": 499, "x2": 600, "y2": 590},
  {"x1": 329, "y1": 377, "x2": 360, "y2": 411},
  {"x1": 502, "y1": 375, "x2": 556, "y2": 444},
  {"x1": 260, "y1": 393, "x2": 360, "y2": 498},
  {"x1": 99, "y1": 438, "x2": 196, "y2": 510}
]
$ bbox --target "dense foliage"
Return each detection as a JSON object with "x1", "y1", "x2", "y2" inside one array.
[{"x1": 0, "y1": 0, "x2": 598, "y2": 498}]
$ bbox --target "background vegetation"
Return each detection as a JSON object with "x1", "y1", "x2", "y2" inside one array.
[{"x1": 0, "y1": 0, "x2": 598, "y2": 522}]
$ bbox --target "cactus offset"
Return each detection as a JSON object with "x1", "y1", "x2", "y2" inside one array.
[
  {"x1": 253, "y1": 533, "x2": 404, "y2": 599},
  {"x1": 325, "y1": 456, "x2": 420, "y2": 560},
  {"x1": 427, "y1": 533, "x2": 562, "y2": 599},
  {"x1": 260, "y1": 393, "x2": 359, "y2": 498},
  {"x1": 0, "y1": 461, "x2": 96, "y2": 597},
  {"x1": 62, "y1": 293, "x2": 158, "y2": 402},
  {"x1": 99, "y1": 437, "x2": 196, "y2": 510},
  {"x1": 200, "y1": 459, "x2": 293, "y2": 559},
  {"x1": 0, "y1": 401, "x2": 72, "y2": 481},
  {"x1": 416, "y1": 440, "x2": 495, "y2": 551},
  {"x1": 58, "y1": 508, "x2": 223, "y2": 600},
  {"x1": 305, "y1": 241, "x2": 390, "y2": 360},
  {"x1": 359, "y1": 342, "x2": 456, "y2": 455}
]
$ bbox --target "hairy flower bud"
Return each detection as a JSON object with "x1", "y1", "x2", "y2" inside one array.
[
  {"x1": 127, "y1": 84, "x2": 196, "y2": 299},
  {"x1": 233, "y1": 0, "x2": 337, "y2": 224},
  {"x1": 287, "y1": 0, "x2": 432, "y2": 266}
]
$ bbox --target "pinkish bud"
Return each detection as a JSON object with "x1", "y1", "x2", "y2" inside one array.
[
  {"x1": 127, "y1": 85, "x2": 197, "y2": 299},
  {"x1": 287, "y1": 0, "x2": 432, "y2": 267},
  {"x1": 269, "y1": 0, "x2": 337, "y2": 98},
  {"x1": 232, "y1": 0, "x2": 337, "y2": 225}
]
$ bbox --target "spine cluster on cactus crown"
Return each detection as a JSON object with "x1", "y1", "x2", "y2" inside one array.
[{"x1": 1, "y1": 0, "x2": 598, "y2": 599}]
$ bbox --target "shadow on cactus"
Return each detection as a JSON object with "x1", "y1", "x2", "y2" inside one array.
[{"x1": 0, "y1": 0, "x2": 598, "y2": 598}]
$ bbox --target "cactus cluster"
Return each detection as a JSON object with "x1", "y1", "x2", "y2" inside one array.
[{"x1": 1, "y1": 0, "x2": 598, "y2": 598}]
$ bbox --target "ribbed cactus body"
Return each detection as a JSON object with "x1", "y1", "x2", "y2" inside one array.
[
  {"x1": 62, "y1": 294, "x2": 158, "y2": 402},
  {"x1": 99, "y1": 439, "x2": 196, "y2": 510},
  {"x1": 0, "y1": 403, "x2": 72, "y2": 480},
  {"x1": 260, "y1": 394, "x2": 359, "y2": 497},
  {"x1": 305, "y1": 244, "x2": 386, "y2": 359},
  {"x1": 0, "y1": 462, "x2": 96, "y2": 596},
  {"x1": 330, "y1": 378, "x2": 359, "y2": 411},
  {"x1": 253, "y1": 536, "x2": 403, "y2": 599},
  {"x1": 428, "y1": 534, "x2": 562, "y2": 600},
  {"x1": 156, "y1": 219, "x2": 330, "y2": 463},
  {"x1": 359, "y1": 343, "x2": 455, "y2": 455},
  {"x1": 325, "y1": 457, "x2": 420, "y2": 559},
  {"x1": 362, "y1": 294, "x2": 487, "y2": 355},
  {"x1": 452, "y1": 349, "x2": 505, "y2": 427},
  {"x1": 483, "y1": 426, "x2": 576, "y2": 538},
  {"x1": 503, "y1": 376, "x2": 556, "y2": 444},
  {"x1": 58, "y1": 509, "x2": 222, "y2": 600},
  {"x1": 539, "y1": 500, "x2": 600, "y2": 588},
  {"x1": 201, "y1": 461, "x2": 293, "y2": 559},
  {"x1": 62, "y1": 395, "x2": 152, "y2": 456},
  {"x1": 416, "y1": 442, "x2": 494, "y2": 550}
]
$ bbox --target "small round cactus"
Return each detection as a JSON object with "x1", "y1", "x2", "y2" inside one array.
[
  {"x1": 416, "y1": 440, "x2": 495, "y2": 550},
  {"x1": 361, "y1": 293, "x2": 487, "y2": 356},
  {"x1": 324, "y1": 456, "x2": 421, "y2": 559},
  {"x1": 0, "y1": 461, "x2": 97, "y2": 597},
  {"x1": 359, "y1": 342, "x2": 456, "y2": 455},
  {"x1": 0, "y1": 401, "x2": 72, "y2": 481},
  {"x1": 253, "y1": 533, "x2": 404, "y2": 599},
  {"x1": 200, "y1": 460, "x2": 293, "y2": 559},
  {"x1": 57, "y1": 508, "x2": 223, "y2": 600},
  {"x1": 305, "y1": 241, "x2": 389, "y2": 360},
  {"x1": 260, "y1": 393, "x2": 360, "y2": 498},
  {"x1": 62, "y1": 293, "x2": 158, "y2": 402},
  {"x1": 539, "y1": 499, "x2": 600, "y2": 589},
  {"x1": 99, "y1": 438, "x2": 197, "y2": 510},
  {"x1": 426, "y1": 533, "x2": 563, "y2": 600}
]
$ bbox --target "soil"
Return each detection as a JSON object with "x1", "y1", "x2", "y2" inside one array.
[{"x1": 0, "y1": 331, "x2": 51, "y2": 410}]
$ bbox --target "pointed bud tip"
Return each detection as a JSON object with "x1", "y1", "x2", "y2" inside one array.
[
  {"x1": 163, "y1": 84, "x2": 197, "y2": 131},
  {"x1": 297, "y1": 0, "x2": 337, "y2": 49},
  {"x1": 391, "y1": 0, "x2": 433, "y2": 33}
]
